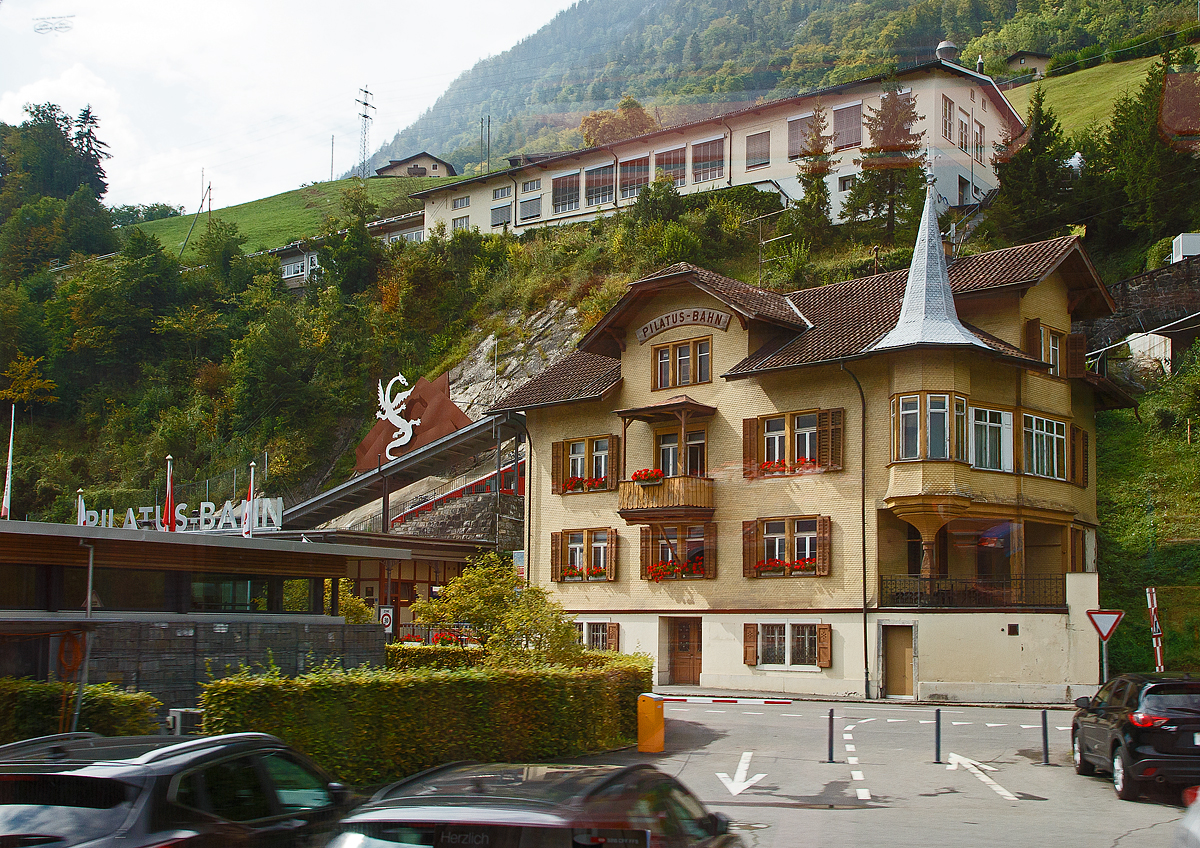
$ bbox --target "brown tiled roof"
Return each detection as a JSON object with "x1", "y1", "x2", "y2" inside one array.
[
  {"x1": 723, "y1": 239, "x2": 1085, "y2": 376},
  {"x1": 489, "y1": 350, "x2": 621, "y2": 413},
  {"x1": 641, "y1": 263, "x2": 809, "y2": 328}
]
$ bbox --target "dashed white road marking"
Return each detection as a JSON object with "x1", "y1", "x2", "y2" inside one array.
[
  {"x1": 1056, "y1": 726, "x2": 1070, "y2": 731},
  {"x1": 856, "y1": 788, "x2": 872, "y2": 800},
  {"x1": 952, "y1": 721, "x2": 973, "y2": 726},
  {"x1": 843, "y1": 733, "x2": 854, "y2": 740},
  {"x1": 887, "y1": 718, "x2": 906, "y2": 723},
  {"x1": 743, "y1": 711, "x2": 764, "y2": 715},
  {"x1": 845, "y1": 744, "x2": 856, "y2": 752},
  {"x1": 844, "y1": 724, "x2": 856, "y2": 731},
  {"x1": 1020, "y1": 724, "x2": 1039, "y2": 729},
  {"x1": 669, "y1": 708, "x2": 690, "y2": 712},
  {"x1": 986, "y1": 723, "x2": 1007, "y2": 727},
  {"x1": 857, "y1": 718, "x2": 877, "y2": 724},
  {"x1": 781, "y1": 713, "x2": 804, "y2": 717},
  {"x1": 847, "y1": 756, "x2": 859, "y2": 764},
  {"x1": 851, "y1": 770, "x2": 865, "y2": 781},
  {"x1": 919, "y1": 720, "x2": 935, "y2": 724},
  {"x1": 706, "y1": 710, "x2": 727, "y2": 714}
]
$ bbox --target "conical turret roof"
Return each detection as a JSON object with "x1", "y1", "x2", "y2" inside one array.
[{"x1": 871, "y1": 181, "x2": 987, "y2": 352}]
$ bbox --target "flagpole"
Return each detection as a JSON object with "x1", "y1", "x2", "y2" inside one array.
[
  {"x1": 1, "y1": 404, "x2": 13, "y2": 520},
  {"x1": 164, "y1": 454, "x2": 175, "y2": 532},
  {"x1": 243, "y1": 461, "x2": 256, "y2": 539}
]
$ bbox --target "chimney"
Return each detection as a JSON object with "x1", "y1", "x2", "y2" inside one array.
[{"x1": 977, "y1": 55, "x2": 985, "y2": 74}]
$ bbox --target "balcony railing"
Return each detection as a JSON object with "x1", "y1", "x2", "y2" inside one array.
[
  {"x1": 880, "y1": 575, "x2": 1066, "y2": 608},
  {"x1": 617, "y1": 475, "x2": 714, "y2": 521}
]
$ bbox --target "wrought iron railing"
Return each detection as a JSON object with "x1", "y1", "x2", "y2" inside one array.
[{"x1": 879, "y1": 575, "x2": 1066, "y2": 608}]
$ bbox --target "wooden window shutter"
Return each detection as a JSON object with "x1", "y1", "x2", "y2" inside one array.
[
  {"x1": 742, "y1": 520, "x2": 759, "y2": 578},
  {"x1": 816, "y1": 623, "x2": 832, "y2": 668},
  {"x1": 606, "y1": 528, "x2": 618, "y2": 581},
  {"x1": 816, "y1": 515, "x2": 832, "y2": 576},
  {"x1": 818, "y1": 408, "x2": 845, "y2": 470},
  {"x1": 742, "y1": 418, "x2": 759, "y2": 478},
  {"x1": 1024, "y1": 318, "x2": 1042, "y2": 358},
  {"x1": 550, "y1": 532, "x2": 562, "y2": 582},
  {"x1": 1069, "y1": 425, "x2": 1080, "y2": 485},
  {"x1": 703, "y1": 522, "x2": 718, "y2": 579},
  {"x1": 1065, "y1": 333, "x2": 1087, "y2": 378},
  {"x1": 743, "y1": 623, "x2": 758, "y2": 665},
  {"x1": 640, "y1": 526, "x2": 651, "y2": 580},
  {"x1": 1082, "y1": 429, "x2": 1089, "y2": 488},
  {"x1": 606, "y1": 622, "x2": 620, "y2": 652},
  {"x1": 608, "y1": 434, "x2": 621, "y2": 490},
  {"x1": 550, "y1": 441, "x2": 564, "y2": 494}
]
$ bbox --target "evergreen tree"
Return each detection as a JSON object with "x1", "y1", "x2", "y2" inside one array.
[
  {"x1": 792, "y1": 99, "x2": 835, "y2": 243},
  {"x1": 990, "y1": 86, "x2": 1070, "y2": 243},
  {"x1": 843, "y1": 82, "x2": 927, "y2": 243}
]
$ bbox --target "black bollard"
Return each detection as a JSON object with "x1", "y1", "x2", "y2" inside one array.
[
  {"x1": 935, "y1": 708, "x2": 942, "y2": 764},
  {"x1": 827, "y1": 708, "x2": 835, "y2": 763},
  {"x1": 1041, "y1": 709, "x2": 1050, "y2": 766}
]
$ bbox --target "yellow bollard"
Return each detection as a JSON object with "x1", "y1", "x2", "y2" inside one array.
[{"x1": 637, "y1": 693, "x2": 665, "y2": 753}]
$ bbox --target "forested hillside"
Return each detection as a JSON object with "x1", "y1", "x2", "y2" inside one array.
[{"x1": 371, "y1": 0, "x2": 1197, "y2": 176}]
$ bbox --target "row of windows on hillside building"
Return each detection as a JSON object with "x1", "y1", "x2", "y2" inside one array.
[
  {"x1": 454, "y1": 105, "x2": 872, "y2": 229},
  {"x1": 941, "y1": 94, "x2": 988, "y2": 164},
  {"x1": 548, "y1": 517, "x2": 833, "y2": 583}
]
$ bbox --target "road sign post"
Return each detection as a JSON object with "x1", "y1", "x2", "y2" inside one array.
[
  {"x1": 1086, "y1": 609, "x2": 1125, "y2": 682},
  {"x1": 378, "y1": 605, "x2": 394, "y2": 637},
  {"x1": 1147, "y1": 587, "x2": 1165, "y2": 672}
]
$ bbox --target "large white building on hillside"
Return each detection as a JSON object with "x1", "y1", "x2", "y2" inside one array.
[{"x1": 413, "y1": 59, "x2": 1022, "y2": 237}]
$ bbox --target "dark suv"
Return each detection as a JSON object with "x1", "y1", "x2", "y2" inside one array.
[
  {"x1": 1072, "y1": 672, "x2": 1200, "y2": 800},
  {"x1": 0, "y1": 731, "x2": 357, "y2": 846},
  {"x1": 329, "y1": 762, "x2": 744, "y2": 847}
]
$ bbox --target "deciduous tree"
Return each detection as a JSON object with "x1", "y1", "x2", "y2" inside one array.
[{"x1": 581, "y1": 96, "x2": 660, "y2": 146}]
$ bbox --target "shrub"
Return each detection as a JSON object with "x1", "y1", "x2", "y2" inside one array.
[
  {"x1": 0, "y1": 679, "x2": 161, "y2": 744},
  {"x1": 658, "y1": 221, "x2": 702, "y2": 264},
  {"x1": 200, "y1": 653, "x2": 653, "y2": 785},
  {"x1": 385, "y1": 644, "x2": 487, "y2": 670}
]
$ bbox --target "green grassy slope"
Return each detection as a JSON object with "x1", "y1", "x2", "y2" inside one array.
[
  {"x1": 1002, "y1": 56, "x2": 1160, "y2": 135},
  {"x1": 130, "y1": 175, "x2": 458, "y2": 262}
]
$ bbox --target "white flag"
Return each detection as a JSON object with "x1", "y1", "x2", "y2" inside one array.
[{"x1": 1, "y1": 405, "x2": 13, "y2": 519}]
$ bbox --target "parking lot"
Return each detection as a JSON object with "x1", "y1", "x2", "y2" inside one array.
[{"x1": 577, "y1": 701, "x2": 1186, "y2": 847}]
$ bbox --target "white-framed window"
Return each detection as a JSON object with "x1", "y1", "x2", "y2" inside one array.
[
  {"x1": 833, "y1": 103, "x2": 862, "y2": 149},
  {"x1": 958, "y1": 115, "x2": 969, "y2": 153},
  {"x1": 565, "y1": 531, "x2": 585, "y2": 581},
  {"x1": 658, "y1": 526, "x2": 678, "y2": 564},
  {"x1": 308, "y1": 255, "x2": 320, "y2": 269},
  {"x1": 787, "y1": 113, "x2": 813, "y2": 160},
  {"x1": 568, "y1": 440, "x2": 586, "y2": 478},
  {"x1": 620, "y1": 157, "x2": 650, "y2": 198},
  {"x1": 746, "y1": 131, "x2": 770, "y2": 169},
  {"x1": 685, "y1": 430, "x2": 706, "y2": 476},
  {"x1": 794, "y1": 413, "x2": 817, "y2": 463},
  {"x1": 521, "y1": 178, "x2": 541, "y2": 193},
  {"x1": 452, "y1": 195, "x2": 470, "y2": 210},
  {"x1": 493, "y1": 186, "x2": 512, "y2": 200},
  {"x1": 756, "y1": 622, "x2": 821, "y2": 666},
  {"x1": 764, "y1": 417, "x2": 786, "y2": 464},
  {"x1": 970, "y1": 407, "x2": 1012, "y2": 472},
  {"x1": 928, "y1": 394, "x2": 950, "y2": 460},
  {"x1": 764, "y1": 520, "x2": 787, "y2": 561},
  {"x1": 657, "y1": 432, "x2": 679, "y2": 477},
  {"x1": 519, "y1": 197, "x2": 541, "y2": 220},
  {"x1": 942, "y1": 96, "x2": 954, "y2": 141},
  {"x1": 282, "y1": 261, "x2": 305, "y2": 278},
  {"x1": 1024, "y1": 414, "x2": 1067, "y2": 479},
  {"x1": 973, "y1": 121, "x2": 985, "y2": 163},
  {"x1": 898, "y1": 395, "x2": 919, "y2": 460},
  {"x1": 839, "y1": 175, "x2": 855, "y2": 193},
  {"x1": 1042, "y1": 327, "x2": 1062, "y2": 375},
  {"x1": 955, "y1": 398, "x2": 968, "y2": 462},
  {"x1": 591, "y1": 438, "x2": 609, "y2": 481},
  {"x1": 490, "y1": 204, "x2": 512, "y2": 227},
  {"x1": 552, "y1": 173, "x2": 580, "y2": 213},
  {"x1": 590, "y1": 530, "x2": 608, "y2": 582},
  {"x1": 585, "y1": 165, "x2": 614, "y2": 206},
  {"x1": 652, "y1": 337, "x2": 711, "y2": 389},
  {"x1": 692, "y1": 138, "x2": 725, "y2": 182},
  {"x1": 402, "y1": 230, "x2": 423, "y2": 243},
  {"x1": 655, "y1": 147, "x2": 686, "y2": 186},
  {"x1": 559, "y1": 436, "x2": 613, "y2": 492},
  {"x1": 793, "y1": 519, "x2": 818, "y2": 563},
  {"x1": 451, "y1": 215, "x2": 469, "y2": 232}
]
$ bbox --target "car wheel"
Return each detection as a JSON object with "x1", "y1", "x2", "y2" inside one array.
[
  {"x1": 1073, "y1": 733, "x2": 1095, "y2": 776},
  {"x1": 1112, "y1": 746, "x2": 1140, "y2": 801}
]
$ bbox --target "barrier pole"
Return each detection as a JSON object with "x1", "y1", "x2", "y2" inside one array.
[{"x1": 935, "y1": 708, "x2": 942, "y2": 764}]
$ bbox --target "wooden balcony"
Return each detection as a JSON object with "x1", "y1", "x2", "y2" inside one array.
[{"x1": 617, "y1": 476, "x2": 715, "y2": 524}]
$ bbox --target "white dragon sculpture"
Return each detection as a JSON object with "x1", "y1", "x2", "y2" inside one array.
[{"x1": 376, "y1": 373, "x2": 422, "y2": 460}]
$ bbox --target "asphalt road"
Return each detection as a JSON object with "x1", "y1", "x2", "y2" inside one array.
[{"x1": 577, "y1": 701, "x2": 1186, "y2": 847}]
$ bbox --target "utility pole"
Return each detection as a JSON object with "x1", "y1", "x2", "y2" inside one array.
[
  {"x1": 330, "y1": 135, "x2": 335, "y2": 182},
  {"x1": 356, "y1": 86, "x2": 375, "y2": 180}
]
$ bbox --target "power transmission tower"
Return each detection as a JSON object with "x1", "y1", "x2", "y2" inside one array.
[{"x1": 356, "y1": 86, "x2": 376, "y2": 180}]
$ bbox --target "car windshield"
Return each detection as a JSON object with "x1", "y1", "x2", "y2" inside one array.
[
  {"x1": 0, "y1": 774, "x2": 139, "y2": 842},
  {"x1": 331, "y1": 825, "x2": 648, "y2": 848},
  {"x1": 1142, "y1": 684, "x2": 1200, "y2": 713}
]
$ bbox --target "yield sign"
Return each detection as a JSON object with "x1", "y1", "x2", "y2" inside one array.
[{"x1": 1087, "y1": 609, "x2": 1125, "y2": 642}]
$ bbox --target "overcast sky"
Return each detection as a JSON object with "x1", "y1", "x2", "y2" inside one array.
[{"x1": 0, "y1": 0, "x2": 579, "y2": 210}]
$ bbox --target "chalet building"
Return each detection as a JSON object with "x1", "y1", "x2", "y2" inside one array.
[
  {"x1": 491, "y1": 185, "x2": 1132, "y2": 703},
  {"x1": 414, "y1": 59, "x2": 1021, "y2": 236},
  {"x1": 1006, "y1": 52, "x2": 1052, "y2": 79},
  {"x1": 376, "y1": 152, "x2": 458, "y2": 179}
]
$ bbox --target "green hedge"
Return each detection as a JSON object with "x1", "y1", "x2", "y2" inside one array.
[
  {"x1": 0, "y1": 679, "x2": 162, "y2": 744},
  {"x1": 201, "y1": 655, "x2": 653, "y2": 785},
  {"x1": 385, "y1": 644, "x2": 487, "y2": 670}
]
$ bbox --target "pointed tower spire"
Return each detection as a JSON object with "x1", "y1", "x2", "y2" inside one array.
[{"x1": 872, "y1": 179, "x2": 986, "y2": 352}]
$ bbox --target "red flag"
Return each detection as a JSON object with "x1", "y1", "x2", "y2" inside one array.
[
  {"x1": 163, "y1": 455, "x2": 175, "y2": 532},
  {"x1": 242, "y1": 463, "x2": 255, "y2": 538},
  {"x1": 1, "y1": 405, "x2": 13, "y2": 519}
]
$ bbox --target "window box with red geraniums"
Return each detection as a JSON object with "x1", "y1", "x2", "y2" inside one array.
[
  {"x1": 789, "y1": 557, "x2": 817, "y2": 575},
  {"x1": 647, "y1": 559, "x2": 680, "y2": 582},
  {"x1": 584, "y1": 477, "x2": 607, "y2": 490},
  {"x1": 760, "y1": 460, "x2": 787, "y2": 475},
  {"x1": 562, "y1": 565, "x2": 585, "y2": 581},
  {"x1": 631, "y1": 468, "x2": 665, "y2": 485},
  {"x1": 563, "y1": 476, "x2": 586, "y2": 492},
  {"x1": 586, "y1": 564, "x2": 607, "y2": 581},
  {"x1": 680, "y1": 553, "x2": 705, "y2": 579},
  {"x1": 754, "y1": 558, "x2": 787, "y2": 576},
  {"x1": 790, "y1": 457, "x2": 817, "y2": 472},
  {"x1": 399, "y1": 634, "x2": 423, "y2": 643}
]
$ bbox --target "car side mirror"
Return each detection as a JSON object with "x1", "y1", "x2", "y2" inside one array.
[
  {"x1": 707, "y1": 812, "x2": 731, "y2": 835},
  {"x1": 328, "y1": 782, "x2": 350, "y2": 805},
  {"x1": 1074, "y1": 696, "x2": 1092, "y2": 709}
]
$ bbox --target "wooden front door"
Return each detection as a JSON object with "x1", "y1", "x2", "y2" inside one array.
[
  {"x1": 883, "y1": 625, "x2": 914, "y2": 698},
  {"x1": 668, "y1": 618, "x2": 702, "y2": 685}
]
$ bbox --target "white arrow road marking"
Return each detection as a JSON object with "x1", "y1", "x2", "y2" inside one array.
[
  {"x1": 844, "y1": 725, "x2": 856, "y2": 730},
  {"x1": 717, "y1": 752, "x2": 767, "y2": 796},
  {"x1": 858, "y1": 718, "x2": 877, "y2": 723},
  {"x1": 946, "y1": 753, "x2": 1019, "y2": 801}
]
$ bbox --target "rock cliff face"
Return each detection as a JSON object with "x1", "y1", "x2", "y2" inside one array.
[{"x1": 448, "y1": 301, "x2": 583, "y2": 420}]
